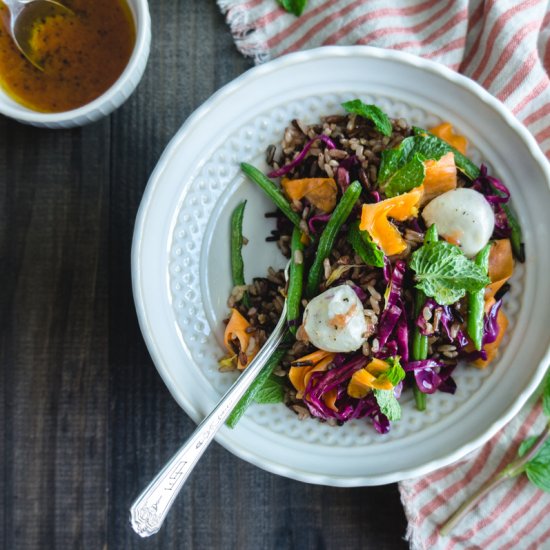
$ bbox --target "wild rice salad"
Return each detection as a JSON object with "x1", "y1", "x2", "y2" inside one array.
[{"x1": 221, "y1": 99, "x2": 524, "y2": 433}]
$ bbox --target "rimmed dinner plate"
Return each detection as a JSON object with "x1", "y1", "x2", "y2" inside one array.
[{"x1": 132, "y1": 46, "x2": 550, "y2": 486}]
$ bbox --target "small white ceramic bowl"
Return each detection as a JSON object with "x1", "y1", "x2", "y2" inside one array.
[{"x1": 0, "y1": 0, "x2": 151, "y2": 128}]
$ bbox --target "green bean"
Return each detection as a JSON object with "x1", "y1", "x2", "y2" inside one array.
[
  {"x1": 412, "y1": 286, "x2": 428, "y2": 412},
  {"x1": 412, "y1": 290, "x2": 429, "y2": 361},
  {"x1": 424, "y1": 223, "x2": 438, "y2": 245},
  {"x1": 413, "y1": 385, "x2": 427, "y2": 411},
  {"x1": 287, "y1": 226, "x2": 304, "y2": 335},
  {"x1": 467, "y1": 243, "x2": 491, "y2": 351},
  {"x1": 502, "y1": 204, "x2": 524, "y2": 262},
  {"x1": 226, "y1": 343, "x2": 288, "y2": 428},
  {"x1": 305, "y1": 181, "x2": 362, "y2": 298},
  {"x1": 411, "y1": 223, "x2": 439, "y2": 411},
  {"x1": 240, "y1": 162, "x2": 305, "y2": 234},
  {"x1": 230, "y1": 201, "x2": 250, "y2": 307}
]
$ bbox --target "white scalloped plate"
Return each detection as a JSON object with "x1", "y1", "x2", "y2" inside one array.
[{"x1": 132, "y1": 46, "x2": 550, "y2": 486}]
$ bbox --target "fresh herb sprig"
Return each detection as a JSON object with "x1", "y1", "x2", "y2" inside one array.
[
  {"x1": 374, "y1": 389, "x2": 402, "y2": 421},
  {"x1": 226, "y1": 344, "x2": 288, "y2": 428},
  {"x1": 346, "y1": 220, "x2": 385, "y2": 268},
  {"x1": 410, "y1": 241, "x2": 490, "y2": 305},
  {"x1": 277, "y1": 0, "x2": 308, "y2": 16},
  {"x1": 342, "y1": 99, "x2": 393, "y2": 137},
  {"x1": 382, "y1": 152, "x2": 426, "y2": 198},
  {"x1": 378, "y1": 131, "x2": 479, "y2": 187},
  {"x1": 373, "y1": 357, "x2": 405, "y2": 422},
  {"x1": 440, "y1": 372, "x2": 550, "y2": 536},
  {"x1": 254, "y1": 374, "x2": 285, "y2": 404}
]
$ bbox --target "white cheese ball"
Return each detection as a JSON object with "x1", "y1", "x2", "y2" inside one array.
[
  {"x1": 303, "y1": 285, "x2": 367, "y2": 353},
  {"x1": 422, "y1": 188, "x2": 495, "y2": 257}
]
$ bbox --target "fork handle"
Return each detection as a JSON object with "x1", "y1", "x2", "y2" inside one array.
[{"x1": 129, "y1": 309, "x2": 287, "y2": 537}]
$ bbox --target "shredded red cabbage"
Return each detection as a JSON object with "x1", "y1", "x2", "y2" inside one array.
[
  {"x1": 336, "y1": 166, "x2": 350, "y2": 193},
  {"x1": 462, "y1": 349, "x2": 488, "y2": 362},
  {"x1": 377, "y1": 304, "x2": 402, "y2": 349},
  {"x1": 382, "y1": 256, "x2": 391, "y2": 283},
  {"x1": 307, "y1": 212, "x2": 331, "y2": 234},
  {"x1": 338, "y1": 155, "x2": 359, "y2": 170},
  {"x1": 403, "y1": 360, "x2": 457, "y2": 395},
  {"x1": 375, "y1": 340, "x2": 398, "y2": 359},
  {"x1": 348, "y1": 282, "x2": 368, "y2": 302},
  {"x1": 437, "y1": 369, "x2": 457, "y2": 394},
  {"x1": 302, "y1": 354, "x2": 365, "y2": 420},
  {"x1": 396, "y1": 309, "x2": 409, "y2": 362},
  {"x1": 387, "y1": 260, "x2": 406, "y2": 306},
  {"x1": 267, "y1": 135, "x2": 337, "y2": 178},
  {"x1": 394, "y1": 381, "x2": 404, "y2": 399},
  {"x1": 471, "y1": 164, "x2": 512, "y2": 238},
  {"x1": 301, "y1": 354, "x2": 391, "y2": 432},
  {"x1": 407, "y1": 217, "x2": 424, "y2": 234},
  {"x1": 482, "y1": 299, "x2": 503, "y2": 345},
  {"x1": 376, "y1": 260, "x2": 405, "y2": 345},
  {"x1": 403, "y1": 358, "x2": 448, "y2": 371},
  {"x1": 369, "y1": 190, "x2": 381, "y2": 203}
]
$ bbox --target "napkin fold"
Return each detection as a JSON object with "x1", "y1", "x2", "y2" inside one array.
[{"x1": 217, "y1": 1, "x2": 550, "y2": 548}]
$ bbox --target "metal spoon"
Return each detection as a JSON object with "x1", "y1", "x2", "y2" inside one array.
[
  {"x1": 130, "y1": 263, "x2": 290, "y2": 537},
  {"x1": 2, "y1": 0, "x2": 73, "y2": 70}
]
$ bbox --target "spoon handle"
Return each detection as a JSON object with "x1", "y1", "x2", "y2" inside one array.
[{"x1": 129, "y1": 305, "x2": 288, "y2": 537}]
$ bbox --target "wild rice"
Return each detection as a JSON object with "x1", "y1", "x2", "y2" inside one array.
[
  {"x1": 369, "y1": 295, "x2": 381, "y2": 315},
  {"x1": 367, "y1": 284, "x2": 381, "y2": 301},
  {"x1": 323, "y1": 258, "x2": 332, "y2": 280},
  {"x1": 438, "y1": 344, "x2": 457, "y2": 353}
]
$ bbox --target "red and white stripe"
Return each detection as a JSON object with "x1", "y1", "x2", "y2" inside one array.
[
  {"x1": 219, "y1": 0, "x2": 550, "y2": 157},
  {"x1": 217, "y1": 1, "x2": 550, "y2": 547},
  {"x1": 400, "y1": 403, "x2": 550, "y2": 549}
]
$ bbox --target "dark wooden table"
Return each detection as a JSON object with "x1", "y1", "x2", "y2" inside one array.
[{"x1": 1, "y1": 1, "x2": 408, "y2": 548}]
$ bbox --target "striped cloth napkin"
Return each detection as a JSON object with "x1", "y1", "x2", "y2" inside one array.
[{"x1": 217, "y1": 1, "x2": 550, "y2": 548}]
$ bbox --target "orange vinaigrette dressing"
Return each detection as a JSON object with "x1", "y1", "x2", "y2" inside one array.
[{"x1": 0, "y1": 0, "x2": 135, "y2": 112}]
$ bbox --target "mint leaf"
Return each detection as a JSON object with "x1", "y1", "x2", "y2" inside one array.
[
  {"x1": 378, "y1": 136, "x2": 436, "y2": 184},
  {"x1": 226, "y1": 344, "x2": 288, "y2": 428},
  {"x1": 374, "y1": 389, "x2": 401, "y2": 421},
  {"x1": 342, "y1": 100, "x2": 393, "y2": 137},
  {"x1": 378, "y1": 131, "x2": 479, "y2": 186},
  {"x1": 254, "y1": 374, "x2": 285, "y2": 404},
  {"x1": 518, "y1": 435, "x2": 550, "y2": 493},
  {"x1": 383, "y1": 356, "x2": 406, "y2": 386},
  {"x1": 378, "y1": 149, "x2": 401, "y2": 184},
  {"x1": 410, "y1": 241, "x2": 490, "y2": 305},
  {"x1": 412, "y1": 126, "x2": 480, "y2": 180},
  {"x1": 383, "y1": 153, "x2": 426, "y2": 198},
  {"x1": 347, "y1": 220, "x2": 385, "y2": 267},
  {"x1": 543, "y1": 371, "x2": 550, "y2": 418},
  {"x1": 368, "y1": 357, "x2": 405, "y2": 389},
  {"x1": 277, "y1": 0, "x2": 308, "y2": 16},
  {"x1": 519, "y1": 435, "x2": 539, "y2": 457}
]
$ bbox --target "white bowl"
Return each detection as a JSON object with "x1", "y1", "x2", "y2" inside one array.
[
  {"x1": 0, "y1": 0, "x2": 151, "y2": 128},
  {"x1": 132, "y1": 46, "x2": 550, "y2": 486}
]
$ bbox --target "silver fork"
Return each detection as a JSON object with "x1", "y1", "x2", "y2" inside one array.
[{"x1": 130, "y1": 264, "x2": 290, "y2": 537}]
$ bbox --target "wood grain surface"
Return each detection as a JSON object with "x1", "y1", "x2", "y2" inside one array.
[{"x1": 0, "y1": 1, "x2": 408, "y2": 548}]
